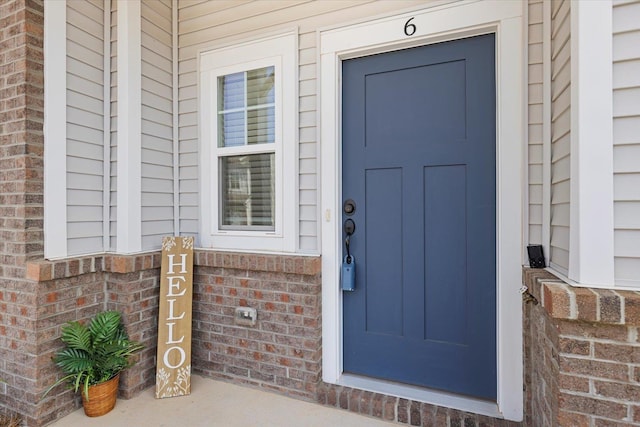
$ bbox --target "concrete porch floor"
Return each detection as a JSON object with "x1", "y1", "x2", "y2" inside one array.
[{"x1": 49, "y1": 375, "x2": 398, "y2": 427}]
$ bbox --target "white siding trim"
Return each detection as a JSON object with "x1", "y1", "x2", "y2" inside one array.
[
  {"x1": 320, "y1": 1, "x2": 524, "y2": 421},
  {"x1": 568, "y1": 1, "x2": 615, "y2": 286},
  {"x1": 44, "y1": 0, "x2": 68, "y2": 259},
  {"x1": 103, "y1": 0, "x2": 111, "y2": 251},
  {"x1": 116, "y1": 0, "x2": 142, "y2": 253},
  {"x1": 522, "y1": 1, "x2": 529, "y2": 265},
  {"x1": 542, "y1": 0, "x2": 552, "y2": 266},
  {"x1": 173, "y1": 0, "x2": 179, "y2": 236}
]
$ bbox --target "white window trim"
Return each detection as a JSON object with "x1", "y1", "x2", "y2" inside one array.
[
  {"x1": 43, "y1": 0, "x2": 68, "y2": 259},
  {"x1": 567, "y1": 1, "x2": 615, "y2": 287},
  {"x1": 319, "y1": 1, "x2": 524, "y2": 421},
  {"x1": 199, "y1": 30, "x2": 298, "y2": 253}
]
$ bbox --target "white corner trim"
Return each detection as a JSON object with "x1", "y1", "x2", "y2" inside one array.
[
  {"x1": 569, "y1": 1, "x2": 615, "y2": 287},
  {"x1": 521, "y1": 1, "x2": 529, "y2": 267},
  {"x1": 172, "y1": 0, "x2": 180, "y2": 237},
  {"x1": 541, "y1": 0, "x2": 552, "y2": 268},
  {"x1": 496, "y1": 16, "x2": 525, "y2": 422},
  {"x1": 319, "y1": 1, "x2": 524, "y2": 421},
  {"x1": 116, "y1": 0, "x2": 142, "y2": 254},
  {"x1": 103, "y1": 0, "x2": 111, "y2": 252},
  {"x1": 43, "y1": 0, "x2": 68, "y2": 259}
]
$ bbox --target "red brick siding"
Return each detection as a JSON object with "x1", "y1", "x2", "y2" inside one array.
[
  {"x1": 317, "y1": 384, "x2": 523, "y2": 427},
  {"x1": 0, "y1": 0, "x2": 45, "y2": 425},
  {"x1": 21, "y1": 251, "x2": 322, "y2": 426},
  {"x1": 191, "y1": 251, "x2": 322, "y2": 400},
  {"x1": 523, "y1": 269, "x2": 561, "y2": 427},
  {"x1": 524, "y1": 269, "x2": 640, "y2": 426},
  {"x1": 34, "y1": 273, "x2": 106, "y2": 425},
  {"x1": 106, "y1": 268, "x2": 161, "y2": 399}
]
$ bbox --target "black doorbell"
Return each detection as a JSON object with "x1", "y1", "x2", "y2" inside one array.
[{"x1": 527, "y1": 245, "x2": 546, "y2": 269}]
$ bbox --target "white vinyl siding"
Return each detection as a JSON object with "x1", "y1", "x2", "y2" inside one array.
[
  {"x1": 613, "y1": 0, "x2": 640, "y2": 286},
  {"x1": 528, "y1": 0, "x2": 544, "y2": 246},
  {"x1": 110, "y1": 0, "x2": 117, "y2": 251},
  {"x1": 298, "y1": 31, "x2": 318, "y2": 250},
  {"x1": 549, "y1": 0, "x2": 571, "y2": 274},
  {"x1": 66, "y1": 0, "x2": 105, "y2": 255},
  {"x1": 141, "y1": 0, "x2": 174, "y2": 250},
  {"x1": 178, "y1": 0, "x2": 428, "y2": 252}
]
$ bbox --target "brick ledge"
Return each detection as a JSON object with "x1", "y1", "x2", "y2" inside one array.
[
  {"x1": 523, "y1": 267, "x2": 640, "y2": 326},
  {"x1": 26, "y1": 250, "x2": 321, "y2": 282},
  {"x1": 194, "y1": 250, "x2": 321, "y2": 276}
]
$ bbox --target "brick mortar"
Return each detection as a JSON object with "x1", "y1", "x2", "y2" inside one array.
[
  {"x1": 524, "y1": 267, "x2": 640, "y2": 426},
  {"x1": 26, "y1": 250, "x2": 322, "y2": 282},
  {"x1": 12, "y1": 251, "x2": 321, "y2": 425},
  {"x1": 523, "y1": 268, "x2": 640, "y2": 326},
  {"x1": 192, "y1": 254, "x2": 322, "y2": 402},
  {"x1": 316, "y1": 383, "x2": 523, "y2": 427}
]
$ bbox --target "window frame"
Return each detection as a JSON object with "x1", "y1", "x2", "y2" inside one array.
[
  {"x1": 215, "y1": 61, "x2": 278, "y2": 232},
  {"x1": 199, "y1": 30, "x2": 298, "y2": 253}
]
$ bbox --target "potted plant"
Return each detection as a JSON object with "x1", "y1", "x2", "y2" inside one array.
[{"x1": 43, "y1": 311, "x2": 143, "y2": 417}]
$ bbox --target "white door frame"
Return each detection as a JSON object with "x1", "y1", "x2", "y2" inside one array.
[{"x1": 319, "y1": 1, "x2": 525, "y2": 421}]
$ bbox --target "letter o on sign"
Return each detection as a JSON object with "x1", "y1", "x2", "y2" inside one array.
[{"x1": 163, "y1": 346, "x2": 186, "y2": 369}]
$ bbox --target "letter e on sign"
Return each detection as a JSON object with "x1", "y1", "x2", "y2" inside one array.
[{"x1": 155, "y1": 236, "x2": 194, "y2": 399}]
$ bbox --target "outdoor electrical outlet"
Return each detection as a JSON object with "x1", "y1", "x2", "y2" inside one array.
[{"x1": 234, "y1": 307, "x2": 257, "y2": 326}]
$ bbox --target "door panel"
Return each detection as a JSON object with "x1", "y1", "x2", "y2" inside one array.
[
  {"x1": 365, "y1": 60, "x2": 467, "y2": 145},
  {"x1": 365, "y1": 168, "x2": 403, "y2": 335},
  {"x1": 424, "y1": 164, "x2": 467, "y2": 345},
  {"x1": 342, "y1": 34, "x2": 496, "y2": 400}
]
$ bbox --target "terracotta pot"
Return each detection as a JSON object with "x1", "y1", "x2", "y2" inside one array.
[{"x1": 81, "y1": 374, "x2": 119, "y2": 417}]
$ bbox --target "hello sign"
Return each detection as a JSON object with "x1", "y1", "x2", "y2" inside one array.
[{"x1": 155, "y1": 236, "x2": 193, "y2": 399}]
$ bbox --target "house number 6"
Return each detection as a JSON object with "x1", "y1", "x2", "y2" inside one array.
[{"x1": 404, "y1": 17, "x2": 416, "y2": 36}]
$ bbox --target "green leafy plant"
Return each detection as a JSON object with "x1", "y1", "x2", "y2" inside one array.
[{"x1": 43, "y1": 311, "x2": 143, "y2": 400}]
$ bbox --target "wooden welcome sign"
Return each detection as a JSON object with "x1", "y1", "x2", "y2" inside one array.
[{"x1": 155, "y1": 236, "x2": 193, "y2": 399}]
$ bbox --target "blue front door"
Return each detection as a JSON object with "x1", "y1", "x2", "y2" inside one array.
[{"x1": 342, "y1": 34, "x2": 496, "y2": 400}]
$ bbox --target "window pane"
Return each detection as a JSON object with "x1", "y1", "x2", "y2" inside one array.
[
  {"x1": 247, "y1": 67, "x2": 275, "y2": 106},
  {"x1": 218, "y1": 111, "x2": 245, "y2": 147},
  {"x1": 218, "y1": 72, "x2": 244, "y2": 110},
  {"x1": 247, "y1": 106, "x2": 275, "y2": 145},
  {"x1": 220, "y1": 154, "x2": 274, "y2": 229},
  {"x1": 218, "y1": 67, "x2": 275, "y2": 148}
]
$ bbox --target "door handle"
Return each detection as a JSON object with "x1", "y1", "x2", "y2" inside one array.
[
  {"x1": 342, "y1": 218, "x2": 356, "y2": 292},
  {"x1": 344, "y1": 218, "x2": 355, "y2": 236}
]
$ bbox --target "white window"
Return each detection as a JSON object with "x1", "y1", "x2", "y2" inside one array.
[{"x1": 200, "y1": 30, "x2": 297, "y2": 252}]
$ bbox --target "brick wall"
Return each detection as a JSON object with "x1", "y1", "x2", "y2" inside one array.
[
  {"x1": 33, "y1": 269, "x2": 106, "y2": 425},
  {"x1": 523, "y1": 269, "x2": 560, "y2": 427},
  {"x1": 104, "y1": 255, "x2": 162, "y2": 399},
  {"x1": 0, "y1": 0, "x2": 45, "y2": 425},
  {"x1": 317, "y1": 384, "x2": 523, "y2": 427},
  {"x1": 524, "y1": 268, "x2": 640, "y2": 426},
  {"x1": 26, "y1": 254, "x2": 162, "y2": 425},
  {"x1": 192, "y1": 251, "x2": 322, "y2": 400},
  {"x1": 22, "y1": 251, "x2": 322, "y2": 426}
]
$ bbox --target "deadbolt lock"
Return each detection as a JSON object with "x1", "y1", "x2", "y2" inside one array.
[{"x1": 343, "y1": 199, "x2": 356, "y2": 216}]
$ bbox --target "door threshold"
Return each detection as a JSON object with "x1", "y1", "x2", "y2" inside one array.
[{"x1": 337, "y1": 374, "x2": 503, "y2": 419}]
